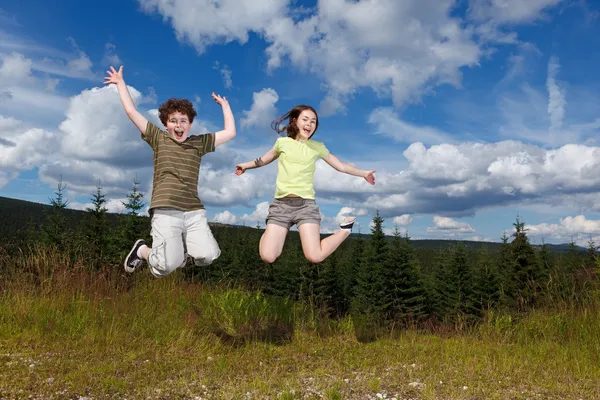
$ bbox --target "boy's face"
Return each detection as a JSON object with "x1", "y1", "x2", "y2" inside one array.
[{"x1": 165, "y1": 111, "x2": 192, "y2": 142}]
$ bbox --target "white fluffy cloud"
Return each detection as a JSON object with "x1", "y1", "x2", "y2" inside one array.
[
  {"x1": 0, "y1": 52, "x2": 33, "y2": 85},
  {"x1": 468, "y1": 0, "x2": 564, "y2": 24},
  {"x1": 393, "y1": 214, "x2": 413, "y2": 226},
  {"x1": 213, "y1": 201, "x2": 270, "y2": 226},
  {"x1": 0, "y1": 121, "x2": 61, "y2": 189},
  {"x1": 58, "y1": 85, "x2": 149, "y2": 164},
  {"x1": 240, "y1": 88, "x2": 279, "y2": 129},
  {"x1": 137, "y1": 0, "x2": 566, "y2": 116},
  {"x1": 428, "y1": 216, "x2": 475, "y2": 233},
  {"x1": 519, "y1": 215, "x2": 600, "y2": 246}
]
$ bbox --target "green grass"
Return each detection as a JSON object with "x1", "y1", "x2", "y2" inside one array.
[{"x1": 1, "y1": 271, "x2": 600, "y2": 399}]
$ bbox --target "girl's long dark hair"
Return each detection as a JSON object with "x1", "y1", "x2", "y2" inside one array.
[{"x1": 271, "y1": 105, "x2": 319, "y2": 140}]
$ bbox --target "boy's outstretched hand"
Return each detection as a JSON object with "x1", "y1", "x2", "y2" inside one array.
[
  {"x1": 212, "y1": 92, "x2": 229, "y2": 107},
  {"x1": 104, "y1": 66, "x2": 124, "y2": 85},
  {"x1": 364, "y1": 170, "x2": 376, "y2": 185}
]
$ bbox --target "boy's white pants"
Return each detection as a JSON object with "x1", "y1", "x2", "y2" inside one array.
[{"x1": 148, "y1": 208, "x2": 221, "y2": 277}]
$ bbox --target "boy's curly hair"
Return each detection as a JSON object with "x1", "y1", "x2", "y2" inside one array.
[{"x1": 158, "y1": 98, "x2": 197, "y2": 126}]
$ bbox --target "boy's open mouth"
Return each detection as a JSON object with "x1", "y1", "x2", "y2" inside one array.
[{"x1": 174, "y1": 129, "x2": 184, "y2": 138}]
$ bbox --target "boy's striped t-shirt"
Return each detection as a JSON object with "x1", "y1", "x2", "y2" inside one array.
[{"x1": 142, "y1": 121, "x2": 215, "y2": 211}]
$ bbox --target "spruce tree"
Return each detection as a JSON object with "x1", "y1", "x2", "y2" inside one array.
[
  {"x1": 496, "y1": 232, "x2": 514, "y2": 307},
  {"x1": 509, "y1": 217, "x2": 538, "y2": 309},
  {"x1": 351, "y1": 211, "x2": 388, "y2": 337},
  {"x1": 386, "y1": 228, "x2": 427, "y2": 326},
  {"x1": 445, "y1": 243, "x2": 480, "y2": 322},
  {"x1": 40, "y1": 176, "x2": 70, "y2": 251},
  {"x1": 473, "y1": 247, "x2": 501, "y2": 311},
  {"x1": 119, "y1": 178, "x2": 147, "y2": 255},
  {"x1": 85, "y1": 183, "x2": 109, "y2": 270}
]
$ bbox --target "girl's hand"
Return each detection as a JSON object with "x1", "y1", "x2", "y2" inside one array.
[
  {"x1": 235, "y1": 163, "x2": 247, "y2": 176},
  {"x1": 364, "y1": 170, "x2": 376, "y2": 185},
  {"x1": 212, "y1": 92, "x2": 229, "y2": 107},
  {"x1": 103, "y1": 66, "x2": 124, "y2": 85}
]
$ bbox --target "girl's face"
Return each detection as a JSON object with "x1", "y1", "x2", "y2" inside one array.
[
  {"x1": 294, "y1": 109, "x2": 318, "y2": 141},
  {"x1": 165, "y1": 111, "x2": 191, "y2": 142}
]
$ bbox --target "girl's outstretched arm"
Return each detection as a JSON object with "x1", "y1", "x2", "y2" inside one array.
[
  {"x1": 323, "y1": 153, "x2": 376, "y2": 185},
  {"x1": 235, "y1": 148, "x2": 279, "y2": 175}
]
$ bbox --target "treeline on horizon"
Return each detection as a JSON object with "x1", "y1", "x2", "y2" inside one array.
[{"x1": 1, "y1": 179, "x2": 599, "y2": 337}]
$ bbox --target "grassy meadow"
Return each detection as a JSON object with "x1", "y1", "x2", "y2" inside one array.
[{"x1": 1, "y1": 247, "x2": 599, "y2": 399}]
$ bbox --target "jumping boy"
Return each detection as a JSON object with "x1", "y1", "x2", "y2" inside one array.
[{"x1": 104, "y1": 65, "x2": 236, "y2": 277}]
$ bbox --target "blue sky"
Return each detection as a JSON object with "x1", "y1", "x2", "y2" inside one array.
[{"x1": 1, "y1": 0, "x2": 600, "y2": 245}]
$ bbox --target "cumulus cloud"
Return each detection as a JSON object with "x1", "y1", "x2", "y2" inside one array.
[
  {"x1": 393, "y1": 214, "x2": 413, "y2": 226},
  {"x1": 340, "y1": 140, "x2": 600, "y2": 218},
  {"x1": 58, "y1": 85, "x2": 150, "y2": 165},
  {"x1": 141, "y1": 0, "x2": 560, "y2": 115},
  {"x1": 136, "y1": 0, "x2": 567, "y2": 116},
  {"x1": 428, "y1": 216, "x2": 475, "y2": 233},
  {"x1": 213, "y1": 201, "x2": 270, "y2": 226},
  {"x1": 527, "y1": 215, "x2": 600, "y2": 237},
  {"x1": 0, "y1": 126, "x2": 61, "y2": 189},
  {"x1": 240, "y1": 88, "x2": 279, "y2": 129},
  {"x1": 0, "y1": 52, "x2": 33, "y2": 85},
  {"x1": 468, "y1": 0, "x2": 564, "y2": 24}
]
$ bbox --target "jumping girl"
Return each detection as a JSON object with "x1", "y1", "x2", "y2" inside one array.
[{"x1": 235, "y1": 105, "x2": 375, "y2": 264}]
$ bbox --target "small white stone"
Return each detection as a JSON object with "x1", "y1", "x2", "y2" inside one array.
[
  {"x1": 207, "y1": 356, "x2": 214, "y2": 362},
  {"x1": 463, "y1": 386, "x2": 468, "y2": 390},
  {"x1": 47, "y1": 377, "x2": 55, "y2": 383}
]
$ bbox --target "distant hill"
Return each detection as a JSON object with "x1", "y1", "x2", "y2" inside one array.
[{"x1": 0, "y1": 196, "x2": 585, "y2": 253}]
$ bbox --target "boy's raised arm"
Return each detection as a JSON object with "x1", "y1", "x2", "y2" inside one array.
[
  {"x1": 212, "y1": 93, "x2": 236, "y2": 146},
  {"x1": 104, "y1": 66, "x2": 148, "y2": 134}
]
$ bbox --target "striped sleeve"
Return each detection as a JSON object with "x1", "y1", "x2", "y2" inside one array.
[
  {"x1": 142, "y1": 121, "x2": 161, "y2": 149},
  {"x1": 194, "y1": 133, "x2": 215, "y2": 155}
]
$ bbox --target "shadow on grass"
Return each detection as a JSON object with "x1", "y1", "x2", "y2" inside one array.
[{"x1": 192, "y1": 288, "x2": 295, "y2": 347}]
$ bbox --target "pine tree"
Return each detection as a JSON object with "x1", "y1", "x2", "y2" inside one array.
[
  {"x1": 586, "y1": 238, "x2": 597, "y2": 269},
  {"x1": 40, "y1": 176, "x2": 70, "y2": 250},
  {"x1": 386, "y1": 228, "x2": 427, "y2": 326},
  {"x1": 119, "y1": 178, "x2": 148, "y2": 255},
  {"x1": 473, "y1": 247, "x2": 501, "y2": 311},
  {"x1": 84, "y1": 183, "x2": 109, "y2": 270},
  {"x1": 496, "y1": 232, "x2": 514, "y2": 307},
  {"x1": 351, "y1": 211, "x2": 388, "y2": 337},
  {"x1": 444, "y1": 243, "x2": 480, "y2": 322},
  {"x1": 509, "y1": 217, "x2": 539, "y2": 309}
]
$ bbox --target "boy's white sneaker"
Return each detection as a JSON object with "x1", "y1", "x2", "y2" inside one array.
[{"x1": 124, "y1": 239, "x2": 146, "y2": 273}]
